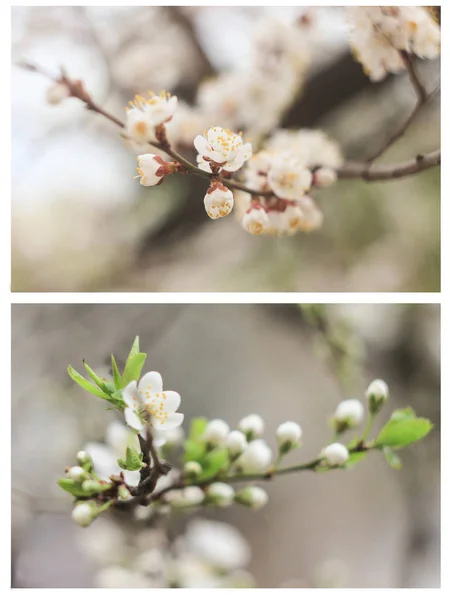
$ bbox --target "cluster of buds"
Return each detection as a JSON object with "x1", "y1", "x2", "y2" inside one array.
[
  {"x1": 347, "y1": 6, "x2": 441, "y2": 81},
  {"x1": 238, "y1": 150, "x2": 326, "y2": 236}
]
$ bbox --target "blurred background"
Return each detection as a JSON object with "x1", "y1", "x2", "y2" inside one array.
[
  {"x1": 11, "y1": 6, "x2": 440, "y2": 292},
  {"x1": 11, "y1": 303, "x2": 440, "y2": 587}
]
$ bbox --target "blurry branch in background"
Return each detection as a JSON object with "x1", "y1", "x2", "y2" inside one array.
[
  {"x1": 18, "y1": 61, "x2": 441, "y2": 185},
  {"x1": 299, "y1": 305, "x2": 364, "y2": 395},
  {"x1": 365, "y1": 52, "x2": 439, "y2": 163}
]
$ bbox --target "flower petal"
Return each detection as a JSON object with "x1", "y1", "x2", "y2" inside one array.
[
  {"x1": 125, "y1": 407, "x2": 144, "y2": 431},
  {"x1": 138, "y1": 371, "x2": 163, "y2": 395},
  {"x1": 122, "y1": 381, "x2": 139, "y2": 408},
  {"x1": 152, "y1": 412, "x2": 184, "y2": 431},
  {"x1": 162, "y1": 390, "x2": 181, "y2": 412},
  {"x1": 123, "y1": 470, "x2": 141, "y2": 487},
  {"x1": 194, "y1": 135, "x2": 207, "y2": 155}
]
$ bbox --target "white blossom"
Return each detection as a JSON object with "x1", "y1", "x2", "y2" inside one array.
[
  {"x1": 76, "y1": 450, "x2": 91, "y2": 465},
  {"x1": 322, "y1": 443, "x2": 349, "y2": 466},
  {"x1": 95, "y1": 566, "x2": 152, "y2": 588},
  {"x1": 203, "y1": 184, "x2": 234, "y2": 219},
  {"x1": 267, "y1": 129, "x2": 343, "y2": 170},
  {"x1": 334, "y1": 399, "x2": 365, "y2": 427},
  {"x1": 184, "y1": 519, "x2": 251, "y2": 571},
  {"x1": 226, "y1": 430, "x2": 248, "y2": 457},
  {"x1": 237, "y1": 439, "x2": 272, "y2": 473},
  {"x1": 294, "y1": 195, "x2": 324, "y2": 233},
  {"x1": 72, "y1": 503, "x2": 94, "y2": 527},
  {"x1": 238, "y1": 414, "x2": 265, "y2": 439},
  {"x1": 203, "y1": 419, "x2": 230, "y2": 446},
  {"x1": 135, "y1": 154, "x2": 166, "y2": 187},
  {"x1": 346, "y1": 7, "x2": 440, "y2": 82},
  {"x1": 126, "y1": 91, "x2": 177, "y2": 143},
  {"x1": 122, "y1": 371, "x2": 184, "y2": 432},
  {"x1": 276, "y1": 421, "x2": 303, "y2": 448},
  {"x1": 194, "y1": 127, "x2": 252, "y2": 172},
  {"x1": 281, "y1": 204, "x2": 306, "y2": 235},
  {"x1": 235, "y1": 486, "x2": 269, "y2": 509},
  {"x1": 242, "y1": 206, "x2": 269, "y2": 235},
  {"x1": 206, "y1": 482, "x2": 235, "y2": 507},
  {"x1": 267, "y1": 154, "x2": 312, "y2": 200}
]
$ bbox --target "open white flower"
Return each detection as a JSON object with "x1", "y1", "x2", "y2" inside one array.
[
  {"x1": 194, "y1": 127, "x2": 252, "y2": 172},
  {"x1": 126, "y1": 91, "x2": 177, "y2": 142},
  {"x1": 267, "y1": 154, "x2": 312, "y2": 200},
  {"x1": 123, "y1": 371, "x2": 184, "y2": 432},
  {"x1": 203, "y1": 184, "x2": 234, "y2": 219}
]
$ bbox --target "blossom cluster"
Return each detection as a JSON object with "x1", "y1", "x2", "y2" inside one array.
[{"x1": 347, "y1": 6, "x2": 440, "y2": 81}]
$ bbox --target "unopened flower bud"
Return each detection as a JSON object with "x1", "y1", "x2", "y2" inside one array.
[
  {"x1": 204, "y1": 184, "x2": 234, "y2": 219},
  {"x1": 46, "y1": 81, "x2": 69, "y2": 105},
  {"x1": 206, "y1": 482, "x2": 235, "y2": 507},
  {"x1": 203, "y1": 419, "x2": 230, "y2": 446},
  {"x1": 76, "y1": 450, "x2": 91, "y2": 466},
  {"x1": 322, "y1": 443, "x2": 349, "y2": 466},
  {"x1": 333, "y1": 399, "x2": 364, "y2": 432},
  {"x1": 67, "y1": 466, "x2": 88, "y2": 482},
  {"x1": 236, "y1": 439, "x2": 272, "y2": 473},
  {"x1": 235, "y1": 486, "x2": 269, "y2": 509},
  {"x1": 166, "y1": 486, "x2": 205, "y2": 508},
  {"x1": 184, "y1": 461, "x2": 203, "y2": 478},
  {"x1": 226, "y1": 430, "x2": 248, "y2": 458},
  {"x1": 366, "y1": 379, "x2": 389, "y2": 414},
  {"x1": 276, "y1": 421, "x2": 303, "y2": 453},
  {"x1": 81, "y1": 480, "x2": 107, "y2": 494},
  {"x1": 72, "y1": 503, "x2": 95, "y2": 527},
  {"x1": 313, "y1": 167, "x2": 337, "y2": 188},
  {"x1": 242, "y1": 207, "x2": 269, "y2": 235},
  {"x1": 136, "y1": 154, "x2": 169, "y2": 186},
  {"x1": 118, "y1": 485, "x2": 131, "y2": 501},
  {"x1": 238, "y1": 414, "x2": 265, "y2": 440}
]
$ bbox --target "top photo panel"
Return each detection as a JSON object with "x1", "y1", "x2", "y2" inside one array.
[{"x1": 11, "y1": 6, "x2": 441, "y2": 292}]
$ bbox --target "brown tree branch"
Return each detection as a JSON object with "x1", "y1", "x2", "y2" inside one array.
[{"x1": 337, "y1": 150, "x2": 440, "y2": 181}]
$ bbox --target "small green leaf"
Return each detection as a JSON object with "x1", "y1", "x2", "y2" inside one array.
[
  {"x1": 189, "y1": 417, "x2": 208, "y2": 441},
  {"x1": 82, "y1": 360, "x2": 110, "y2": 394},
  {"x1": 109, "y1": 390, "x2": 126, "y2": 410},
  {"x1": 184, "y1": 439, "x2": 206, "y2": 463},
  {"x1": 382, "y1": 446, "x2": 402, "y2": 470},
  {"x1": 111, "y1": 354, "x2": 122, "y2": 389},
  {"x1": 118, "y1": 446, "x2": 145, "y2": 471},
  {"x1": 390, "y1": 407, "x2": 416, "y2": 423},
  {"x1": 127, "y1": 336, "x2": 140, "y2": 361},
  {"x1": 344, "y1": 451, "x2": 367, "y2": 469},
  {"x1": 122, "y1": 353, "x2": 147, "y2": 387},
  {"x1": 97, "y1": 500, "x2": 113, "y2": 514},
  {"x1": 200, "y1": 447, "x2": 229, "y2": 479},
  {"x1": 376, "y1": 414, "x2": 433, "y2": 449},
  {"x1": 67, "y1": 366, "x2": 111, "y2": 400},
  {"x1": 57, "y1": 478, "x2": 92, "y2": 498}
]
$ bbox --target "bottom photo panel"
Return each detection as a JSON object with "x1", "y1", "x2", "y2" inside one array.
[{"x1": 11, "y1": 303, "x2": 440, "y2": 588}]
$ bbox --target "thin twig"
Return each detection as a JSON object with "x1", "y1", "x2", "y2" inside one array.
[
  {"x1": 337, "y1": 150, "x2": 440, "y2": 181},
  {"x1": 365, "y1": 52, "x2": 435, "y2": 163},
  {"x1": 19, "y1": 61, "x2": 441, "y2": 189}
]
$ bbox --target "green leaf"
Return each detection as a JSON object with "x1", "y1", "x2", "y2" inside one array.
[
  {"x1": 376, "y1": 414, "x2": 433, "y2": 449},
  {"x1": 390, "y1": 407, "x2": 416, "y2": 423},
  {"x1": 382, "y1": 446, "x2": 402, "y2": 470},
  {"x1": 109, "y1": 390, "x2": 126, "y2": 410},
  {"x1": 67, "y1": 366, "x2": 111, "y2": 400},
  {"x1": 344, "y1": 451, "x2": 367, "y2": 469},
  {"x1": 111, "y1": 354, "x2": 122, "y2": 389},
  {"x1": 127, "y1": 336, "x2": 140, "y2": 361},
  {"x1": 57, "y1": 478, "x2": 92, "y2": 498},
  {"x1": 188, "y1": 417, "x2": 208, "y2": 441},
  {"x1": 184, "y1": 439, "x2": 206, "y2": 463},
  {"x1": 121, "y1": 353, "x2": 147, "y2": 387},
  {"x1": 118, "y1": 446, "x2": 145, "y2": 471},
  {"x1": 200, "y1": 447, "x2": 229, "y2": 480},
  {"x1": 82, "y1": 360, "x2": 110, "y2": 394}
]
